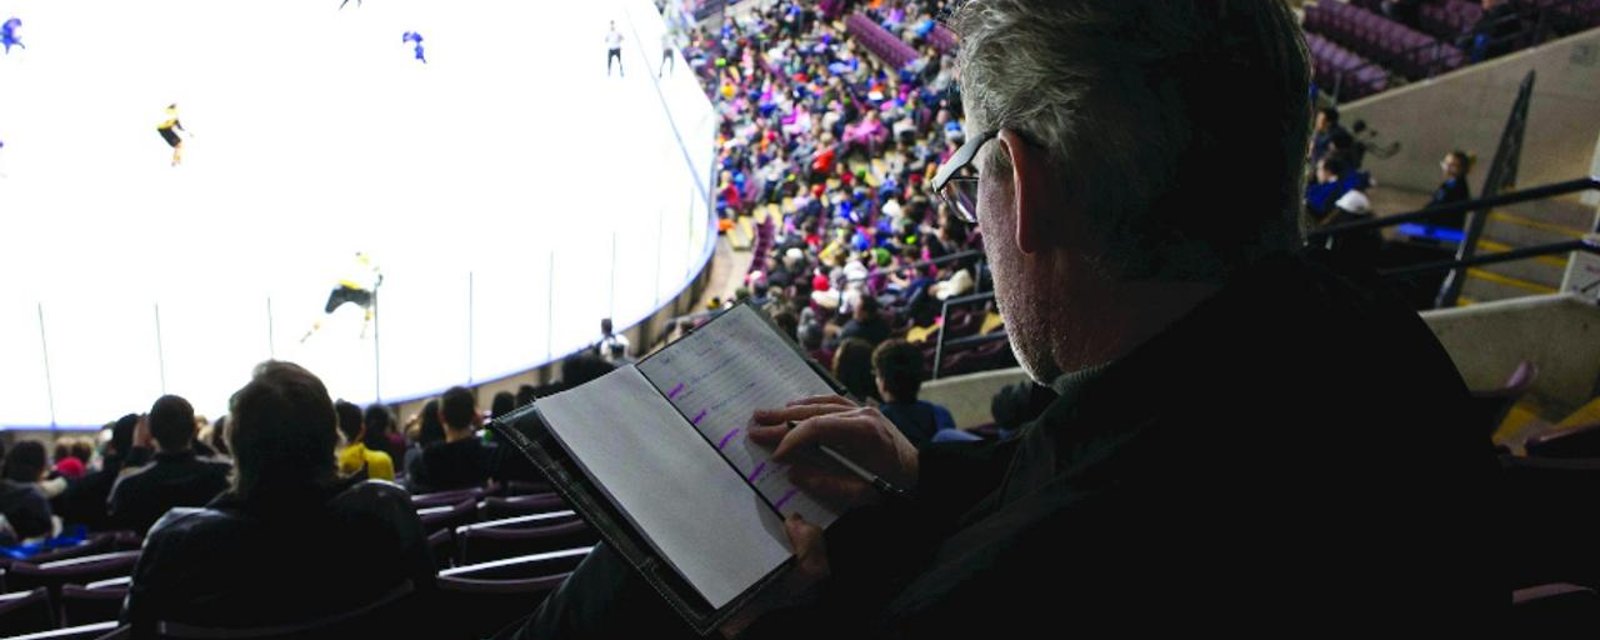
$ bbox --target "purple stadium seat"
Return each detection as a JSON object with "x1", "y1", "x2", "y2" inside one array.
[
  {"x1": 1305, "y1": 32, "x2": 1391, "y2": 100},
  {"x1": 60, "y1": 582, "x2": 127, "y2": 628},
  {"x1": 435, "y1": 572, "x2": 571, "y2": 640},
  {"x1": 0, "y1": 588, "x2": 56, "y2": 637},
  {"x1": 844, "y1": 13, "x2": 920, "y2": 70},
  {"x1": 154, "y1": 580, "x2": 416, "y2": 640},
  {"x1": 410, "y1": 487, "x2": 484, "y2": 509},
  {"x1": 1303, "y1": 0, "x2": 1464, "y2": 80},
  {"x1": 438, "y1": 548, "x2": 591, "y2": 582},
  {"x1": 6, "y1": 552, "x2": 141, "y2": 606},
  {"x1": 457, "y1": 519, "x2": 597, "y2": 566},
  {"x1": 481, "y1": 493, "x2": 569, "y2": 521},
  {"x1": 7, "y1": 621, "x2": 123, "y2": 640},
  {"x1": 418, "y1": 498, "x2": 478, "y2": 535}
]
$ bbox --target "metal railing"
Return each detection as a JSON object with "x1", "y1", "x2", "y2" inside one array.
[{"x1": 1311, "y1": 174, "x2": 1600, "y2": 307}]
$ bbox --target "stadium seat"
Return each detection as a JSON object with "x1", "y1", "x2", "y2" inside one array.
[
  {"x1": 418, "y1": 498, "x2": 479, "y2": 535},
  {"x1": 410, "y1": 487, "x2": 485, "y2": 509},
  {"x1": 1525, "y1": 421, "x2": 1600, "y2": 459},
  {"x1": 0, "y1": 587, "x2": 56, "y2": 638},
  {"x1": 153, "y1": 580, "x2": 416, "y2": 640},
  {"x1": 1512, "y1": 583, "x2": 1600, "y2": 631},
  {"x1": 457, "y1": 519, "x2": 596, "y2": 567},
  {"x1": 428, "y1": 528, "x2": 456, "y2": 572},
  {"x1": 6, "y1": 621, "x2": 122, "y2": 640},
  {"x1": 435, "y1": 573, "x2": 570, "y2": 640},
  {"x1": 6, "y1": 552, "x2": 141, "y2": 605},
  {"x1": 60, "y1": 582, "x2": 127, "y2": 628},
  {"x1": 438, "y1": 548, "x2": 591, "y2": 582},
  {"x1": 481, "y1": 493, "x2": 567, "y2": 521},
  {"x1": 1470, "y1": 359, "x2": 1539, "y2": 436}
]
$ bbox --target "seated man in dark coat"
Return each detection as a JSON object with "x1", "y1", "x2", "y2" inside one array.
[
  {"x1": 107, "y1": 395, "x2": 232, "y2": 535},
  {"x1": 507, "y1": 2, "x2": 1503, "y2": 637},
  {"x1": 124, "y1": 362, "x2": 434, "y2": 637},
  {"x1": 407, "y1": 385, "x2": 496, "y2": 493}
]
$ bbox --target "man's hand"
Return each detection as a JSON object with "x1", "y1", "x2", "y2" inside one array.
[
  {"x1": 747, "y1": 395, "x2": 919, "y2": 508},
  {"x1": 717, "y1": 396, "x2": 919, "y2": 638}
]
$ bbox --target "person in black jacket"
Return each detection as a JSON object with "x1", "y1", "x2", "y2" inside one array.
[
  {"x1": 107, "y1": 395, "x2": 232, "y2": 535},
  {"x1": 506, "y1": 2, "x2": 1503, "y2": 637},
  {"x1": 124, "y1": 361, "x2": 432, "y2": 637},
  {"x1": 54, "y1": 414, "x2": 143, "y2": 531},
  {"x1": 0, "y1": 441, "x2": 54, "y2": 541},
  {"x1": 406, "y1": 386, "x2": 496, "y2": 492}
]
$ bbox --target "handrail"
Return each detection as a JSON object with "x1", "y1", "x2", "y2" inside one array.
[
  {"x1": 932, "y1": 291, "x2": 996, "y2": 379},
  {"x1": 1381, "y1": 238, "x2": 1598, "y2": 278},
  {"x1": 1308, "y1": 176, "x2": 1600, "y2": 240}
]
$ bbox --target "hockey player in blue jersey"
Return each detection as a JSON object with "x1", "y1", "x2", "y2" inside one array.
[
  {"x1": 1, "y1": 18, "x2": 23, "y2": 54},
  {"x1": 402, "y1": 31, "x2": 426, "y2": 64}
]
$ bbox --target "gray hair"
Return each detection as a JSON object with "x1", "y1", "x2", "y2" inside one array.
[{"x1": 954, "y1": 0, "x2": 1311, "y2": 281}]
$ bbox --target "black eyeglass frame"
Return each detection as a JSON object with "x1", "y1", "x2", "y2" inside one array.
[{"x1": 930, "y1": 129, "x2": 1000, "y2": 224}]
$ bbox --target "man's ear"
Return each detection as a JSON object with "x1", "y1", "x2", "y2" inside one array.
[{"x1": 999, "y1": 129, "x2": 1052, "y2": 255}]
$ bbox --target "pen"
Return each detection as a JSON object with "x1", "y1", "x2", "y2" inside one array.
[{"x1": 787, "y1": 421, "x2": 912, "y2": 500}]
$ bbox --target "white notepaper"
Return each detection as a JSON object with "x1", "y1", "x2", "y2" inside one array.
[
  {"x1": 637, "y1": 305, "x2": 843, "y2": 528},
  {"x1": 537, "y1": 365, "x2": 792, "y2": 610}
]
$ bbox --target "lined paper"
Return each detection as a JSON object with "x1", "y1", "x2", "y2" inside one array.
[
  {"x1": 638, "y1": 305, "x2": 843, "y2": 528},
  {"x1": 538, "y1": 366, "x2": 792, "y2": 610}
]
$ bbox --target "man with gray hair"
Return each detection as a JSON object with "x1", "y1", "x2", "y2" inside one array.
[{"x1": 512, "y1": 2, "x2": 1501, "y2": 636}]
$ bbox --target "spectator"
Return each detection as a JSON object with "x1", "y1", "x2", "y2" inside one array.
[
  {"x1": 207, "y1": 415, "x2": 232, "y2": 458},
  {"x1": 335, "y1": 399, "x2": 395, "y2": 482},
  {"x1": 1462, "y1": 0, "x2": 1524, "y2": 62},
  {"x1": 55, "y1": 414, "x2": 140, "y2": 530},
  {"x1": 839, "y1": 294, "x2": 891, "y2": 346},
  {"x1": 1430, "y1": 150, "x2": 1475, "y2": 229},
  {"x1": 1310, "y1": 106, "x2": 1351, "y2": 163},
  {"x1": 1306, "y1": 155, "x2": 1357, "y2": 221},
  {"x1": 53, "y1": 437, "x2": 87, "y2": 480},
  {"x1": 401, "y1": 399, "x2": 443, "y2": 477},
  {"x1": 0, "y1": 441, "x2": 54, "y2": 541},
  {"x1": 124, "y1": 361, "x2": 432, "y2": 635},
  {"x1": 518, "y1": 1, "x2": 1499, "y2": 636},
  {"x1": 562, "y1": 353, "x2": 618, "y2": 390},
  {"x1": 596, "y1": 318, "x2": 631, "y2": 363},
  {"x1": 491, "y1": 391, "x2": 517, "y2": 420},
  {"x1": 832, "y1": 337, "x2": 880, "y2": 404},
  {"x1": 407, "y1": 386, "x2": 495, "y2": 492},
  {"x1": 515, "y1": 384, "x2": 539, "y2": 409},
  {"x1": 363, "y1": 404, "x2": 406, "y2": 468},
  {"x1": 108, "y1": 395, "x2": 232, "y2": 535},
  {"x1": 871, "y1": 339, "x2": 956, "y2": 447}
]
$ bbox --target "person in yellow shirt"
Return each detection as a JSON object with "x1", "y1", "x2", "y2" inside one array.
[
  {"x1": 334, "y1": 400, "x2": 394, "y2": 482},
  {"x1": 156, "y1": 104, "x2": 188, "y2": 167}
]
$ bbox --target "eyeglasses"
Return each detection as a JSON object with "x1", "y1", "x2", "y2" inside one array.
[{"x1": 930, "y1": 130, "x2": 998, "y2": 224}]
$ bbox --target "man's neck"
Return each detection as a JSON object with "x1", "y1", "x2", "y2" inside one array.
[
  {"x1": 444, "y1": 427, "x2": 475, "y2": 444},
  {"x1": 1047, "y1": 278, "x2": 1221, "y2": 376}
]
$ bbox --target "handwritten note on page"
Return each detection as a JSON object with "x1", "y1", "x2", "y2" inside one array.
[
  {"x1": 537, "y1": 365, "x2": 792, "y2": 610},
  {"x1": 637, "y1": 305, "x2": 843, "y2": 528}
]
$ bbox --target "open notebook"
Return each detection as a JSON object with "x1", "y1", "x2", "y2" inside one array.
[{"x1": 490, "y1": 304, "x2": 847, "y2": 634}]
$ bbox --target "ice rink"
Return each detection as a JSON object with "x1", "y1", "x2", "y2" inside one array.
[{"x1": 0, "y1": 0, "x2": 717, "y2": 426}]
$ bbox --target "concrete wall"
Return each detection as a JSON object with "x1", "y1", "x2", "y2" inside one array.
[
  {"x1": 1422, "y1": 293, "x2": 1600, "y2": 417},
  {"x1": 1343, "y1": 29, "x2": 1600, "y2": 196},
  {"x1": 920, "y1": 368, "x2": 1032, "y2": 430}
]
